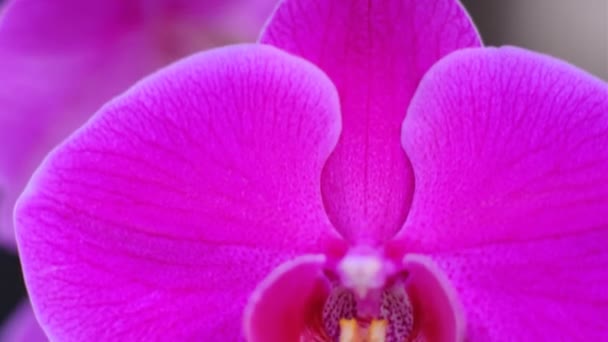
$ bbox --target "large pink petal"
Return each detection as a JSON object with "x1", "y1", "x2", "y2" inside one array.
[
  {"x1": 15, "y1": 45, "x2": 343, "y2": 340},
  {"x1": 261, "y1": 0, "x2": 481, "y2": 244},
  {"x1": 0, "y1": 0, "x2": 275, "y2": 249},
  {"x1": 396, "y1": 47, "x2": 608, "y2": 339}
]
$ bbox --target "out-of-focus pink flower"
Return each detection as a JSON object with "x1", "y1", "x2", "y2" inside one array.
[
  {"x1": 0, "y1": 301, "x2": 47, "y2": 342},
  {"x1": 13, "y1": 0, "x2": 608, "y2": 341},
  {"x1": 0, "y1": 0, "x2": 277, "y2": 249},
  {"x1": 0, "y1": 0, "x2": 275, "y2": 340}
]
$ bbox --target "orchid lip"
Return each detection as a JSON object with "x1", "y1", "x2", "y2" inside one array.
[
  {"x1": 243, "y1": 245, "x2": 463, "y2": 342},
  {"x1": 321, "y1": 247, "x2": 415, "y2": 342}
]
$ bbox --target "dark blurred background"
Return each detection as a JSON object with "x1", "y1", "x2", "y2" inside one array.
[
  {"x1": 0, "y1": 249, "x2": 24, "y2": 331},
  {"x1": 0, "y1": 0, "x2": 606, "y2": 335},
  {"x1": 461, "y1": 0, "x2": 607, "y2": 80}
]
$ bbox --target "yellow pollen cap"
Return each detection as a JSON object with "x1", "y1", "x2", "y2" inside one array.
[{"x1": 339, "y1": 318, "x2": 387, "y2": 342}]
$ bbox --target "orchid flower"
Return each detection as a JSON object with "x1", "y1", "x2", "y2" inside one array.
[
  {"x1": 0, "y1": 0, "x2": 277, "y2": 249},
  {"x1": 13, "y1": 0, "x2": 608, "y2": 341}
]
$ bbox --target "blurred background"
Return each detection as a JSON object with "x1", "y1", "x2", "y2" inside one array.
[
  {"x1": 0, "y1": 0, "x2": 606, "y2": 338},
  {"x1": 461, "y1": 0, "x2": 607, "y2": 80}
]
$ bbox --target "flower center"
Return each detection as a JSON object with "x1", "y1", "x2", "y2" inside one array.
[
  {"x1": 338, "y1": 318, "x2": 387, "y2": 342},
  {"x1": 321, "y1": 252, "x2": 414, "y2": 342}
]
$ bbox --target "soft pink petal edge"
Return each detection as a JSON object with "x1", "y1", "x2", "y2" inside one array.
[
  {"x1": 0, "y1": 0, "x2": 274, "y2": 249},
  {"x1": 0, "y1": 300, "x2": 47, "y2": 342},
  {"x1": 403, "y1": 254, "x2": 465, "y2": 342},
  {"x1": 396, "y1": 46, "x2": 608, "y2": 339},
  {"x1": 244, "y1": 255, "x2": 329, "y2": 342},
  {"x1": 0, "y1": 0, "x2": 162, "y2": 248},
  {"x1": 15, "y1": 44, "x2": 344, "y2": 340}
]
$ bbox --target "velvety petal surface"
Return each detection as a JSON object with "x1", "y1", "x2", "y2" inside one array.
[
  {"x1": 245, "y1": 255, "x2": 329, "y2": 342},
  {"x1": 397, "y1": 47, "x2": 608, "y2": 339},
  {"x1": 15, "y1": 45, "x2": 343, "y2": 340},
  {"x1": 0, "y1": 0, "x2": 275, "y2": 248},
  {"x1": 261, "y1": 0, "x2": 481, "y2": 243},
  {"x1": 0, "y1": 300, "x2": 47, "y2": 342}
]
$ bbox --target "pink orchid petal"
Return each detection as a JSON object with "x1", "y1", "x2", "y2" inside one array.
[
  {"x1": 403, "y1": 254, "x2": 465, "y2": 342},
  {"x1": 261, "y1": 0, "x2": 481, "y2": 243},
  {"x1": 0, "y1": 300, "x2": 47, "y2": 342},
  {"x1": 244, "y1": 255, "x2": 329, "y2": 342},
  {"x1": 397, "y1": 47, "x2": 608, "y2": 339},
  {"x1": 0, "y1": 0, "x2": 275, "y2": 249},
  {"x1": 15, "y1": 44, "x2": 343, "y2": 340}
]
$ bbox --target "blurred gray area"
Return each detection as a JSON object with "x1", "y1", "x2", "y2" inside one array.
[{"x1": 461, "y1": 0, "x2": 608, "y2": 80}]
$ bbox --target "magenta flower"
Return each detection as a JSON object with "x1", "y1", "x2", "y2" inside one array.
[
  {"x1": 14, "y1": 0, "x2": 608, "y2": 341},
  {"x1": 0, "y1": 0, "x2": 276, "y2": 250}
]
